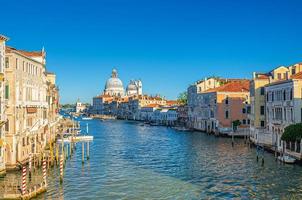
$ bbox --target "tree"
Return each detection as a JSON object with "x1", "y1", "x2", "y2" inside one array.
[
  {"x1": 177, "y1": 91, "x2": 188, "y2": 105},
  {"x1": 232, "y1": 120, "x2": 241, "y2": 132},
  {"x1": 281, "y1": 123, "x2": 302, "y2": 142}
]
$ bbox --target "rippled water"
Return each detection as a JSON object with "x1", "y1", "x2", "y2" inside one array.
[{"x1": 3, "y1": 119, "x2": 302, "y2": 199}]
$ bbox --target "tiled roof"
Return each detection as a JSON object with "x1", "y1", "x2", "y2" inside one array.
[
  {"x1": 166, "y1": 100, "x2": 178, "y2": 106},
  {"x1": 144, "y1": 104, "x2": 160, "y2": 108},
  {"x1": 6, "y1": 46, "x2": 43, "y2": 57},
  {"x1": 291, "y1": 71, "x2": 302, "y2": 79},
  {"x1": 205, "y1": 80, "x2": 250, "y2": 93},
  {"x1": 256, "y1": 74, "x2": 270, "y2": 79}
]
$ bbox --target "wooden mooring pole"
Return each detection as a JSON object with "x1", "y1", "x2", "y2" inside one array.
[
  {"x1": 82, "y1": 142, "x2": 85, "y2": 164},
  {"x1": 60, "y1": 155, "x2": 64, "y2": 184},
  {"x1": 87, "y1": 142, "x2": 90, "y2": 160}
]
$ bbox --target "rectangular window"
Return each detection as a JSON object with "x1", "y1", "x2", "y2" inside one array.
[
  {"x1": 5, "y1": 85, "x2": 9, "y2": 99},
  {"x1": 260, "y1": 87, "x2": 265, "y2": 95},
  {"x1": 260, "y1": 120, "x2": 265, "y2": 127},
  {"x1": 242, "y1": 108, "x2": 246, "y2": 114},
  {"x1": 5, "y1": 57, "x2": 9, "y2": 68},
  {"x1": 243, "y1": 119, "x2": 246, "y2": 124},
  {"x1": 292, "y1": 68, "x2": 296, "y2": 75},
  {"x1": 225, "y1": 97, "x2": 229, "y2": 105},
  {"x1": 225, "y1": 110, "x2": 229, "y2": 119},
  {"x1": 277, "y1": 73, "x2": 282, "y2": 80},
  {"x1": 260, "y1": 106, "x2": 265, "y2": 115},
  {"x1": 5, "y1": 120, "x2": 9, "y2": 131},
  {"x1": 247, "y1": 119, "x2": 250, "y2": 124}
]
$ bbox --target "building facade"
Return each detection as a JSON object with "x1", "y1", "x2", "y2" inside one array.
[
  {"x1": 197, "y1": 80, "x2": 250, "y2": 134},
  {"x1": 0, "y1": 35, "x2": 8, "y2": 174},
  {"x1": 249, "y1": 63, "x2": 302, "y2": 146},
  {"x1": 5, "y1": 46, "x2": 49, "y2": 169},
  {"x1": 265, "y1": 73, "x2": 302, "y2": 157}
]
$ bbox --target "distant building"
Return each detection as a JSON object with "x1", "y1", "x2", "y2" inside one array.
[
  {"x1": 76, "y1": 99, "x2": 86, "y2": 113},
  {"x1": 91, "y1": 68, "x2": 143, "y2": 114},
  {"x1": 104, "y1": 69, "x2": 125, "y2": 97},
  {"x1": 126, "y1": 80, "x2": 142, "y2": 96}
]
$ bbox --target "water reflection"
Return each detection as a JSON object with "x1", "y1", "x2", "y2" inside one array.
[{"x1": 1, "y1": 119, "x2": 302, "y2": 199}]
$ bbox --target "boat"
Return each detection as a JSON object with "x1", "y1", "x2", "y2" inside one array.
[
  {"x1": 73, "y1": 135, "x2": 94, "y2": 142},
  {"x1": 82, "y1": 117, "x2": 92, "y2": 120},
  {"x1": 173, "y1": 126, "x2": 190, "y2": 132},
  {"x1": 278, "y1": 155, "x2": 296, "y2": 164}
]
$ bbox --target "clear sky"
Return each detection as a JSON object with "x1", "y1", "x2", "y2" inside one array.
[{"x1": 2, "y1": 0, "x2": 302, "y2": 103}]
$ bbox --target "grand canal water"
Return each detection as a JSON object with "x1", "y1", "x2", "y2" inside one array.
[{"x1": 3, "y1": 119, "x2": 302, "y2": 199}]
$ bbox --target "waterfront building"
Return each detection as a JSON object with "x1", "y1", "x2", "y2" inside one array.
[
  {"x1": 139, "y1": 104, "x2": 160, "y2": 121},
  {"x1": 265, "y1": 72, "x2": 302, "y2": 158},
  {"x1": 0, "y1": 35, "x2": 8, "y2": 175},
  {"x1": 249, "y1": 63, "x2": 302, "y2": 146},
  {"x1": 199, "y1": 80, "x2": 250, "y2": 134},
  {"x1": 75, "y1": 99, "x2": 86, "y2": 113},
  {"x1": 46, "y1": 72, "x2": 60, "y2": 143},
  {"x1": 128, "y1": 95, "x2": 167, "y2": 120},
  {"x1": 151, "y1": 107, "x2": 178, "y2": 126},
  {"x1": 177, "y1": 105, "x2": 188, "y2": 127},
  {"x1": 187, "y1": 77, "x2": 243, "y2": 130},
  {"x1": 4, "y1": 46, "x2": 49, "y2": 169}
]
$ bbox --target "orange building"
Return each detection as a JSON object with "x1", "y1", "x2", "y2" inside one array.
[{"x1": 201, "y1": 80, "x2": 250, "y2": 134}]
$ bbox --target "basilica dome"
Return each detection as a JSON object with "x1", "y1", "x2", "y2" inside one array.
[
  {"x1": 104, "y1": 69, "x2": 125, "y2": 96},
  {"x1": 126, "y1": 81, "x2": 137, "y2": 91}
]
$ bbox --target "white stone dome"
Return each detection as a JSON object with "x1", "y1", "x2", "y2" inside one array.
[
  {"x1": 104, "y1": 69, "x2": 124, "y2": 96},
  {"x1": 126, "y1": 81, "x2": 137, "y2": 91},
  {"x1": 106, "y1": 77, "x2": 123, "y2": 89}
]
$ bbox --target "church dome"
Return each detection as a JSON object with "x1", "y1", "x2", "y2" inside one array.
[
  {"x1": 106, "y1": 77, "x2": 123, "y2": 89},
  {"x1": 104, "y1": 69, "x2": 124, "y2": 96},
  {"x1": 126, "y1": 81, "x2": 137, "y2": 91}
]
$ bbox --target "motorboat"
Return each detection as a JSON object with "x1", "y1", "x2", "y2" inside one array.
[
  {"x1": 278, "y1": 155, "x2": 296, "y2": 164},
  {"x1": 82, "y1": 117, "x2": 93, "y2": 120}
]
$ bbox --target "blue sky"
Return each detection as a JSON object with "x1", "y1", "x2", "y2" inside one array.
[{"x1": 2, "y1": 0, "x2": 302, "y2": 103}]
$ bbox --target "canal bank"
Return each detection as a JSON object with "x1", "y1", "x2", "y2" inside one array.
[{"x1": 2, "y1": 119, "x2": 302, "y2": 199}]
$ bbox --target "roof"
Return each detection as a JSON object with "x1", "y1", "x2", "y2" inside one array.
[
  {"x1": 166, "y1": 100, "x2": 178, "y2": 106},
  {"x1": 144, "y1": 104, "x2": 160, "y2": 108},
  {"x1": 0, "y1": 35, "x2": 9, "y2": 41},
  {"x1": 6, "y1": 46, "x2": 44, "y2": 57},
  {"x1": 204, "y1": 80, "x2": 250, "y2": 93},
  {"x1": 291, "y1": 71, "x2": 302, "y2": 79},
  {"x1": 256, "y1": 74, "x2": 270, "y2": 80}
]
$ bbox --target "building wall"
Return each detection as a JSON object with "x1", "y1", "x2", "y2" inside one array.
[
  {"x1": 265, "y1": 79, "x2": 302, "y2": 151},
  {"x1": 0, "y1": 36, "x2": 7, "y2": 174},
  {"x1": 5, "y1": 50, "x2": 48, "y2": 168},
  {"x1": 216, "y1": 92, "x2": 250, "y2": 131}
]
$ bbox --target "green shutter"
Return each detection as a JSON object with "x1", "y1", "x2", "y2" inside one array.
[{"x1": 5, "y1": 85, "x2": 9, "y2": 99}]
